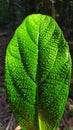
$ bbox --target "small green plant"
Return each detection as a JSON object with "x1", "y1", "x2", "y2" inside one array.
[
  {"x1": 5, "y1": 14, "x2": 71, "y2": 130},
  {"x1": 0, "y1": 122, "x2": 3, "y2": 129}
]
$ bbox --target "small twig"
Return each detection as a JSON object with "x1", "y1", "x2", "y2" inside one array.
[
  {"x1": 5, "y1": 114, "x2": 13, "y2": 130},
  {"x1": 14, "y1": 2, "x2": 25, "y2": 12},
  {"x1": 0, "y1": 31, "x2": 10, "y2": 36}
]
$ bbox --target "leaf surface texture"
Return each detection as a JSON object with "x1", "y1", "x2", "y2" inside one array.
[{"x1": 5, "y1": 14, "x2": 71, "y2": 130}]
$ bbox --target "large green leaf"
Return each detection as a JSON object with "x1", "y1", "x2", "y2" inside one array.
[{"x1": 5, "y1": 14, "x2": 71, "y2": 130}]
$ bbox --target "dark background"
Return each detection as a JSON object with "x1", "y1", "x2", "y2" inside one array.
[{"x1": 0, "y1": 0, "x2": 73, "y2": 130}]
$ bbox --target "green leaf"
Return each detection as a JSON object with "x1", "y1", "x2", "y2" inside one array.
[{"x1": 5, "y1": 14, "x2": 71, "y2": 130}]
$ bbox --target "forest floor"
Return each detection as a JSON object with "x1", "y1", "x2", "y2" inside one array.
[
  {"x1": 0, "y1": 25, "x2": 18, "y2": 130},
  {"x1": 0, "y1": 23, "x2": 73, "y2": 130}
]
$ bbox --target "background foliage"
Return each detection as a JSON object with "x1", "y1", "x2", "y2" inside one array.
[{"x1": 0, "y1": 0, "x2": 73, "y2": 41}]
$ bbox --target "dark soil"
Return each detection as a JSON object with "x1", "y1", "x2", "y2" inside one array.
[{"x1": 0, "y1": 25, "x2": 18, "y2": 130}]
